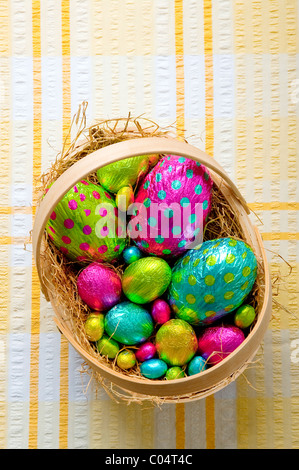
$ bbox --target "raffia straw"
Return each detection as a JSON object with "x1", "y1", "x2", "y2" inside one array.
[{"x1": 35, "y1": 102, "x2": 292, "y2": 404}]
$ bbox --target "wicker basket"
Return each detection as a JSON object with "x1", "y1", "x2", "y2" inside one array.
[{"x1": 32, "y1": 131, "x2": 272, "y2": 403}]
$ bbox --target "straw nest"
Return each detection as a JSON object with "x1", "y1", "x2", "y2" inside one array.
[{"x1": 34, "y1": 102, "x2": 289, "y2": 405}]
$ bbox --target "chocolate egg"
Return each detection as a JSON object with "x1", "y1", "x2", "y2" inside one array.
[
  {"x1": 104, "y1": 301, "x2": 154, "y2": 345},
  {"x1": 84, "y1": 312, "x2": 105, "y2": 341},
  {"x1": 97, "y1": 155, "x2": 149, "y2": 193},
  {"x1": 77, "y1": 262, "x2": 122, "y2": 311},
  {"x1": 234, "y1": 304, "x2": 256, "y2": 329},
  {"x1": 122, "y1": 257, "x2": 172, "y2": 304},
  {"x1": 122, "y1": 245, "x2": 142, "y2": 264},
  {"x1": 45, "y1": 180, "x2": 126, "y2": 263},
  {"x1": 97, "y1": 335, "x2": 120, "y2": 359},
  {"x1": 116, "y1": 185, "x2": 134, "y2": 212},
  {"x1": 168, "y1": 237, "x2": 258, "y2": 325},
  {"x1": 127, "y1": 154, "x2": 213, "y2": 258},
  {"x1": 151, "y1": 298, "x2": 171, "y2": 324},
  {"x1": 116, "y1": 350, "x2": 136, "y2": 369},
  {"x1": 197, "y1": 325, "x2": 245, "y2": 365},
  {"x1": 166, "y1": 366, "x2": 185, "y2": 380},
  {"x1": 155, "y1": 319, "x2": 198, "y2": 366},
  {"x1": 140, "y1": 359, "x2": 168, "y2": 379},
  {"x1": 135, "y1": 342, "x2": 156, "y2": 362},
  {"x1": 187, "y1": 356, "x2": 207, "y2": 376}
]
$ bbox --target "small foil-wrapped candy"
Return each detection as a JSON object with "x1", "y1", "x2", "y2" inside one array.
[
  {"x1": 122, "y1": 245, "x2": 142, "y2": 264},
  {"x1": 116, "y1": 350, "x2": 136, "y2": 370},
  {"x1": 140, "y1": 359, "x2": 168, "y2": 379},
  {"x1": 135, "y1": 342, "x2": 156, "y2": 362},
  {"x1": 197, "y1": 325, "x2": 245, "y2": 365},
  {"x1": 77, "y1": 262, "x2": 122, "y2": 311},
  {"x1": 234, "y1": 304, "x2": 256, "y2": 329},
  {"x1": 187, "y1": 356, "x2": 207, "y2": 376},
  {"x1": 84, "y1": 312, "x2": 105, "y2": 342},
  {"x1": 97, "y1": 335, "x2": 120, "y2": 359},
  {"x1": 151, "y1": 298, "x2": 171, "y2": 324},
  {"x1": 166, "y1": 366, "x2": 185, "y2": 380},
  {"x1": 155, "y1": 319, "x2": 198, "y2": 366}
]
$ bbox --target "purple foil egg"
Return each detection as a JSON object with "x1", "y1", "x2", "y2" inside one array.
[
  {"x1": 151, "y1": 298, "x2": 171, "y2": 324},
  {"x1": 198, "y1": 325, "x2": 245, "y2": 365},
  {"x1": 77, "y1": 262, "x2": 122, "y2": 311},
  {"x1": 135, "y1": 342, "x2": 157, "y2": 362},
  {"x1": 128, "y1": 154, "x2": 213, "y2": 258}
]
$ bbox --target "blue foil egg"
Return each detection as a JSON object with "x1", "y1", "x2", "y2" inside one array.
[
  {"x1": 123, "y1": 245, "x2": 142, "y2": 264},
  {"x1": 187, "y1": 356, "x2": 207, "y2": 376},
  {"x1": 168, "y1": 237, "x2": 258, "y2": 326},
  {"x1": 104, "y1": 301, "x2": 154, "y2": 345},
  {"x1": 140, "y1": 359, "x2": 168, "y2": 379}
]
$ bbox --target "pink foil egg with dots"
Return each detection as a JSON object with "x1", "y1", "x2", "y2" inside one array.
[
  {"x1": 77, "y1": 262, "x2": 122, "y2": 311},
  {"x1": 128, "y1": 155, "x2": 213, "y2": 259},
  {"x1": 135, "y1": 342, "x2": 157, "y2": 362},
  {"x1": 197, "y1": 325, "x2": 245, "y2": 366},
  {"x1": 151, "y1": 298, "x2": 171, "y2": 325}
]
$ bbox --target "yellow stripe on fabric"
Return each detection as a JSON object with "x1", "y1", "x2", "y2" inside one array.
[
  {"x1": 29, "y1": 0, "x2": 42, "y2": 450},
  {"x1": 203, "y1": 0, "x2": 215, "y2": 449},
  {"x1": 174, "y1": 0, "x2": 186, "y2": 450},
  {"x1": 58, "y1": 0, "x2": 71, "y2": 449}
]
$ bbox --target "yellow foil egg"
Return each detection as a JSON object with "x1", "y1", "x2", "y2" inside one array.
[
  {"x1": 155, "y1": 319, "x2": 198, "y2": 366},
  {"x1": 116, "y1": 185, "x2": 135, "y2": 211},
  {"x1": 116, "y1": 350, "x2": 136, "y2": 370},
  {"x1": 122, "y1": 257, "x2": 172, "y2": 304},
  {"x1": 84, "y1": 312, "x2": 105, "y2": 342}
]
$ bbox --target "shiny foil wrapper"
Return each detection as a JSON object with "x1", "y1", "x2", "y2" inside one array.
[
  {"x1": 104, "y1": 301, "x2": 154, "y2": 345},
  {"x1": 168, "y1": 237, "x2": 258, "y2": 326},
  {"x1": 197, "y1": 325, "x2": 245, "y2": 365},
  {"x1": 77, "y1": 262, "x2": 122, "y2": 311},
  {"x1": 122, "y1": 257, "x2": 172, "y2": 304},
  {"x1": 97, "y1": 155, "x2": 150, "y2": 193},
  {"x1": 45, "y1": 180, "x2": 126, "y2": 264},
  {"x1": 128, "y1": 154, "x2": 213, "y2": 259},
  {"x1": 155, "y1": 319, "x2": 198, "y2": 366}
]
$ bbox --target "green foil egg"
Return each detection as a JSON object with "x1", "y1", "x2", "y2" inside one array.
[
  {"x1": 45, "y1": 180, "x2": 126, "y2": 263},
  {"x1": 96, "y1": 335, "x2": 120, "y2": 359},
  {"x1": 104, "y1": 301, "x2": 154, "y2": 345},
  {"x1": 122, "y1": 257, "x2": 172, "y2": 304},
  {"x1": 155, "y1": 319, "x2": 198, "y2": 366},
  {"x1": 97, "y1": 155, "x2": 150, "y2": 193},
  {"x1": 168, "y1": 237, "x2": 258, "y2": 326}
]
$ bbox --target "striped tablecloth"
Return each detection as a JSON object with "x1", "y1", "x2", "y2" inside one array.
[{"x1": 1, "y1": 0, "x2": 298, "y2": 449}]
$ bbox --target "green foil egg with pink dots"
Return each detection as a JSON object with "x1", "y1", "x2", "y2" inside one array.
[{"x1": 45, "y1": 180, "x2": 126, "y2": 263}]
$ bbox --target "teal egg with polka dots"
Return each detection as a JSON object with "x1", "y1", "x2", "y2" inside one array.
[
  {"x1": 168, "y1": 237, "x2": 258, "y2": 326},
  {"x1": 127, "y1": 154, "x2": 213, "y2": 259}
]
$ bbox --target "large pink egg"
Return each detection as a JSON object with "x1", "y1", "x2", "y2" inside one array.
[
  {"x1": 127, "y1": 155, "x2": 213, "y2": 258},
  {"x1": 197, "y1": 325, "x2": 245, "y2": 365},
  {"x1": 77, "y1": 262, "x2": 122, "y2": 311}
]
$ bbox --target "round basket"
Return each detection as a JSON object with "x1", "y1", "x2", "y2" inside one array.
[{"x1": 32, "y1": 122, "x2": 272, "y2": 404}]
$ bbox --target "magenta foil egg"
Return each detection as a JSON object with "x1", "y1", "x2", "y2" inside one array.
[
  {"x1": 197, "y1": 325, "x2": 245, "y2": 365},
  {"x1": 127, "y1": 155, "x2": 213, "y2": 258},
  {"x1": 151, "y1": 298, "x2": 171, "y2": 324},
  {"x1": 77, "y1": 262, "x2": 122, "y2": 311},
  {"x1": 135, "y1": 342, "x2": 157, "y2": 362}
]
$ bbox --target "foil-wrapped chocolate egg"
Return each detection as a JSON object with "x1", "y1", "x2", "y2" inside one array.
[
  {"x1": 84, "y1": 312, "x2": 105, "y2": 342},
  {"x1": 151, "y1": 298, "x2": 171, "y2": 324},
  {"x1": 166, "y1": 366, "x2": 185, "y2": 380},
  {"x1": 135, "y1": 342, "x2": 156, "y2": 362},
  {"x1": 122, "y1": 257, "x2": 172, "y2": 304},
  {"x1": 140, "y1": 359, "x2": 168, "y2": 379},
  {"x1": 97, "y1": 335, "x2": 120, "y2": 359},
  {"x1": 97, "y1": 155, "x2": 150, "y2": 193},
  {"x1": 155, "y1": 319, "x2": 198, "y2": 366},
  {"x1": 128, "y1": 154, "x2": 213, "y2": 258},
  {"x1": 187, "y1": 356, "x2": 207, "y2": 376},
  {"x1": 104, "y1": 301, "x2": 154, "y2": 345},
  {"x1": 45, "y1": 180, "x2": 126, "y2": 263},
  {"x1": 77, "y1": 262, "x2": 122, "y2": 311},
  {"x1": 122, "y1": 245, "x2": 142, "y2": 264},
  {"x1": 197, "y1": 325, "x2": 245, "y2": 365},
  {"x1": 234, "y1": 304, "x2": 256, "y2": 329},
  {"x1": 116, "y1": 186, "x2": 134, "y2": 212},
  {"x1": 116, "y1": 350, "x2": 136, "y2": 369},
  {"x1": 168, "y1": 237, "x2": 258, "y2": 325}
]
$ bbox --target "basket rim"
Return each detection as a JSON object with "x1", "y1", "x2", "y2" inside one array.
[{"x1": 33, "y1": 135, "x2": 272, "y2": 399}]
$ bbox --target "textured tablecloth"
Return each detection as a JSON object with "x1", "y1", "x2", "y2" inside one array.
[{"x1": 1, "y1": 0, "x2": 298, "y2": 449}]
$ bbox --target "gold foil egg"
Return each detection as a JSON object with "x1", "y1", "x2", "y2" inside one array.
[
  {"x1": 84, "y1": 312, "x2": 105, "y2": 342},
  {"x1": 122, "y1": 257, "x2": 172, "y2": 304},
  {"x1": 155, "y1": 319, "x2": 198, "y2": 366}
]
